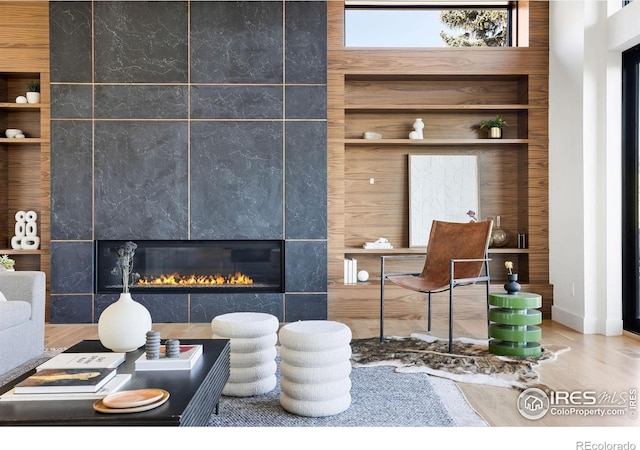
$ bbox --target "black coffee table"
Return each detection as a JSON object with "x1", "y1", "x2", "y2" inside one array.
[{"x1": 0, "y1": 339, "x2": 230, "y2": 426}]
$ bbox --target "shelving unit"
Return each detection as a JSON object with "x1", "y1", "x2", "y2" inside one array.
[
  {"x1": 340, "y1": 74, "x2": 531, "y2": 281},
  {"x1": 327, "y1": 2, "x2": 550, "y2": 323},
  {"x1": 0, "y1": 72, "x2": 50, "y2": 273}
]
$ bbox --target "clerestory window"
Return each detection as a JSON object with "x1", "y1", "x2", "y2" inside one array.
[{"x1": 345, "y1": 1, "x2": 514, "y2": 48}]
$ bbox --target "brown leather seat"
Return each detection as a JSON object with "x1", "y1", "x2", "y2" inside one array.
[{"x1": 380, "y1": 220, "x2": 493, "y2": 352}]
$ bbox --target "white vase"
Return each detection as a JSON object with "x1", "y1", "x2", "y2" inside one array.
[
  {"x1": 98, "y1": 292, "x2": 152, "y2": 352},
  {"x1": 26, "y1": 92, "x2": 40, "y2": 104}
]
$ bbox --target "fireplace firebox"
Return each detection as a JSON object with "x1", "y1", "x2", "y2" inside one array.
[{"x1": 95, "y1": 240, "x2": 284, "y2": 294}]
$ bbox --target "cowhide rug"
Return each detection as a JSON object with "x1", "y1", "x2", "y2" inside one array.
[{"x1": 350, "y1": 334, "x2": 570, "y2": 391}]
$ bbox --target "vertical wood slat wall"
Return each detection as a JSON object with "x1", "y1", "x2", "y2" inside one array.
[
  {"x1": 0, "y1": 2, "x2": 50, "y2": 315},
  {"x1": 327, "y1": 1, "x2": 551, "y2": 322}
]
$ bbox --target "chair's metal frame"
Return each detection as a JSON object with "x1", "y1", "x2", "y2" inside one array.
[{"x1": 379, "y1": 253, "x2": 491, "y2": 352}]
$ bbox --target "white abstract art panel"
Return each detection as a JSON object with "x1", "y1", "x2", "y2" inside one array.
[{"x1": 409, "y1": 154, "x2": 479, "y2": 247}]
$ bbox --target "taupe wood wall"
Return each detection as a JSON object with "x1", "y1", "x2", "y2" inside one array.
[
  {"x1": 0, "y1": 1, "x2": 50, "y2": 314},
  {"x1": 327, "y1": 1, "x2": 551, "y2": 323}
]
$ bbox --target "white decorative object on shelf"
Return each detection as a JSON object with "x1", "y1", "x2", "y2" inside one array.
[
  {"x1": 12, "y1": 210, "x2": 40, "y2": 250},
  {"x1": 363, "y1": 237, "x2": 393, "y2": 250},
  {"x1": 26, "y1": 81, "x2": 40, "y2": 104},
  {"x1": 362, "y1": 131, "x2": 382, "y2": 139},
  {"x1": 408, "y1": 118, "x2": 424, "y2": 139},
  {"x1": 357, "y1": 270, "x2": 369, "y2": 282},
  {"x1": 15, "y1": 96, "x2": 27, "y2": 104},
  {"x1": 11, "y1": 211, "x2": 40, "y2": 250},
  {"x1": 5, "y1": 129, "x2": 22, "y2": 138}
]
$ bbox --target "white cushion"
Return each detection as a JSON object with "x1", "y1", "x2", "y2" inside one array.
[
  {"x1": 228, "y1": 360, "x2": 277, "y2": 383},
  {"x1": 211, "y1": 312, "x2": 279, "y2": 338},
  {"x1": 280, "y1": 392, "x2": 351, "y2": 417},
  {"x1": 223, "y1": 375, "x2": 277, "y2": 397},
  {"x1": 229, "y1": 346, "x2": 277, "y2": 368},
  {"x1": 280, "y1": 360, "x2": 352, "y2": 384},
  {"x1": 212, "y1": 332, "x2": 277, "y2": 353},
  {"x1": 279, "y1": 320, "x2": 352, "y2": 351},
  {"x1": 280, "y1": 344, "x2": 351, "y2": 368},
  {"x1": 0, "y1": 290, "x2": 6, "y2": 301},
  {"x1": 280, "y1": 377, "x2": 351, "y2": 401}
]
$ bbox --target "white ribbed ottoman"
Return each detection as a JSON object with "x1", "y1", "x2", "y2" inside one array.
[
  {"x1": 278, "y1": 320, "x2": 352, "y2": 417},
  {"x1": 211, "y1": 312, "x2": 279, "y2": 397}
]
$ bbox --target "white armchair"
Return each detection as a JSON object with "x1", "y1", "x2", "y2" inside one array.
[{"x1": 0, "y1": 271, "x2": 45, "y2": 376}]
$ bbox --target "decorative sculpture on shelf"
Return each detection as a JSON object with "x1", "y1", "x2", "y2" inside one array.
[
  {"x1": 11, "y1": 210, "x2": 40, "y2": 250},
  {"x1": 409, "y1": 118, "x2": 424, "y2": 139}
]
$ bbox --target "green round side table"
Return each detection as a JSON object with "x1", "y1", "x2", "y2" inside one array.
[{"x1": 488, "y1": 291, "x2": 542, "y2": 357}]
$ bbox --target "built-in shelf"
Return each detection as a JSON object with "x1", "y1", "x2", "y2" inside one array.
[
  {"x1": 344, "y1": 138, "x2": 529, "y2": 146},
  {"x1": 0, "y1": 102, "x2": 41, "y2": 110},
  {"x1": 343, "y1": 247, "x2": 529, "y2": 255},
  {"x1": 0, "y1": 249, "x2": 43, "y2": 255},
  {"x1": 0, "y1": 70, "x2": 49, "y2": 275},
  {"x1": 344, "y1": 104, "x2": 539, "y2": 111},
  {"x1": 0, "y1": 138, "x2": 44, "y2": 144}
]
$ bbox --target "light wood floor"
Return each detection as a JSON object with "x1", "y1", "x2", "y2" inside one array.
[{"x1": 44, "y1": 319, "x2": 640, "y2": 427}]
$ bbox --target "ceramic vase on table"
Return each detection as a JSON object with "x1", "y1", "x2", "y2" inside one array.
[
  {"x1": 98, "y1": 292, "x2": 152, "y2": 352},
  {"x1": 504, "y1": 273, "x2": 521, "y2": 295}
]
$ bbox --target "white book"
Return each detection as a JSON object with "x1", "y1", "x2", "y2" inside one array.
[
  {"x1": 345, "y1": 258, "x2": 353, "y2": 284},
  {"x1": 344, "y1": 258, "x2": 350, "y2": 284},
  {"x1": 36, "y1": 352, "x2": 125, "y2": 371},
  {"x1": 0, "y1": 374, "x2": 132, "y2": 402},
  {"x1": 134, "y1": 344, "x2": 203, "y2": 371},
  {"x1": 351, "y1": 258, "x2": 358, "y2": 283},
  {"x1": 14, "y1": 368, "x2": 117, "y2": 393}
]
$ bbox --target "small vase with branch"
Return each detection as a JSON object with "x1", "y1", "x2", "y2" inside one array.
[
  {"x1": 98, "y1": 241, "x2": 152, "y2": 352},
  {"x1": 112, "y1": 241, "x2": 138, "y2": 293}
]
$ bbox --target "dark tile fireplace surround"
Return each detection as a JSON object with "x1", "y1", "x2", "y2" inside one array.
[{"x1": 48, "y1": 1, "x2": 328, "y2": 324}]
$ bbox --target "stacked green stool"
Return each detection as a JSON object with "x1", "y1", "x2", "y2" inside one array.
[{"x1": 488, "y1": 292, "x2": 542, "y2": 357}]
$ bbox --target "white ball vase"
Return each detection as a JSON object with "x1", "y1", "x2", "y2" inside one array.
[{"x1": 98, "y1": 293, "x2": 152, "y2": 352}]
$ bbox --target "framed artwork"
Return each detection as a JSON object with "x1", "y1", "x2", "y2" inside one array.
[{"x1": 408, "y1": 154, "x2": 479, "y2": 247}]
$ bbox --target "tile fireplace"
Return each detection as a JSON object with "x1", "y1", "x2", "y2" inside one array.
[{"x1": 95, "y1": 240, "x2": 284, "y2": 294}]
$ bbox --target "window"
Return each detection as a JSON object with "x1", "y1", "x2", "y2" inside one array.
[
  {"x1": 622, "y1": 43, "x2": 640, "y2": 335},
  {"x1": 345, "y1": 2, "x2": 513, "y2": 48}
]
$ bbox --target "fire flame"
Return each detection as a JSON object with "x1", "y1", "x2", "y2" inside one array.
[{"x1": 136, "y1": 272, "x2": 254, "y2": 287}]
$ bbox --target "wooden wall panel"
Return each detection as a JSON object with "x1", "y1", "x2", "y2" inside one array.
[
  {"x1": 0, "y1": 1, "x2": 49, "y2": 72},
  {"x1": 328, "y1": 2, "x2": 551, "y2": 322},
  {"x1": 0, "y1": 1, "x2": 50, "y2": 315}
]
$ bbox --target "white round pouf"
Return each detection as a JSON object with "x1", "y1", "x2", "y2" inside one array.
[
  {"x1": 278, "y1": 320, "x2": 352, "y2": 417},
  {"x1": 211, "y1": 312, "x2": 279, "y2": 397}
]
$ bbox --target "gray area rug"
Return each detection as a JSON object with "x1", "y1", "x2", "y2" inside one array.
[{"x1": 208, "y1": 361, "x2": 487, "y2": 427}]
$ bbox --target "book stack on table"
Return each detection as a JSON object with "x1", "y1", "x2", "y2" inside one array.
[{"x1": 0, "y1": 352, "x2": 131, "y2": 402}]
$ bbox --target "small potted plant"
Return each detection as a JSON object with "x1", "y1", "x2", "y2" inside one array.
[
  {"x1": 0, "y1": 255, "x2": 15, "y2": 271},
  {"x1": 480, "y1": 115, "x2": 508, "y2": 139},
  {"x1": 26, "y1": 81, "x2": 40, "y2": 104}
]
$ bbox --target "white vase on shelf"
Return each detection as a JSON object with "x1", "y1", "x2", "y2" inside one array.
[
  {"x1": 26, "y1": 92, "x2": 40, "y2": 104},
  {"x1": 98, "y1": 292, "x2": 152, "y2": 352}
]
